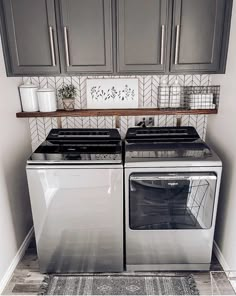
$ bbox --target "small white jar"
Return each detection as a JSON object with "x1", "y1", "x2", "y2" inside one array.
[
  {"x1": 19, "y1": 82, "x2": 39, "y2": 112},
  {"x1": 37, "y1": 88, "x2": 57, "y2": 112}
]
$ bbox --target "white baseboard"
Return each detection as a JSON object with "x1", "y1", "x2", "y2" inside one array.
[
  {"x1": 0, "y1": 226, "x2": 34, "y2": 295},
  {"x1": 213, "y1": 240, "x2": 230, "y2": 271}
]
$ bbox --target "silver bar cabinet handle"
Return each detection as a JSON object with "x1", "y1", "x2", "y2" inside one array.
[
  {"x1": 49, "y1": 26, "x2": 56, "y2": 66},
  {"x1": 160, "y1": 25, "x2": 165, "y2": 65},
  {"x1": 174, "y1": 25, "x2": 180, "y2": 65},
  {"x1": 64, "y1": 26, "x2": 70, "y2": 67}
]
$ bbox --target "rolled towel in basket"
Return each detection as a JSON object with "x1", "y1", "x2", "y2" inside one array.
[{"x1": 188, "y1": 93, "x2": 215, "y2": 109}]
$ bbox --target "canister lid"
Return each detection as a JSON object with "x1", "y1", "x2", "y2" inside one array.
[
  {"x1": 19, "y1": 82, "x2": 38, "y2": 89},
  {"x1": 37, "y1": 88, "x2": 55, "y2": 93}
]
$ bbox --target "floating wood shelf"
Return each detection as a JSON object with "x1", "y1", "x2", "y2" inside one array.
[{"x1": 16, "y1": 108, "x2": 217, "y2": 118}]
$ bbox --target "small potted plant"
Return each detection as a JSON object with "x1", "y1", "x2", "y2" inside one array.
[{"x1": 58, "y1": 84, "x2": 77, "y2": 111}]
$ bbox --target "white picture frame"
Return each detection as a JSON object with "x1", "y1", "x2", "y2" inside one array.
[{"x1": 86, "y1": 78, "x2": 139, "y2": 109}]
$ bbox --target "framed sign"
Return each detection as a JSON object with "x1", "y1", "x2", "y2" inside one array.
[{"x1": 87, "y1": 78, "x2": 139, "y2": 109}]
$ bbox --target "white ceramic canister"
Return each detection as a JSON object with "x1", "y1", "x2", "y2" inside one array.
[
  {"x1": 19, "y1": 82, "x2": 39, "y2": 112},
  {"x1": 37, "y1": 88, "x2": 57, "y2": 112}
]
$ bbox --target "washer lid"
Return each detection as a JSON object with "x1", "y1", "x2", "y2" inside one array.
[
  {"x1": 46, "y1": 128, "x2": 121, "y2": 144},
  {"x1": 124, "y1": 126, "x2": 222, "y2": 166},
  {"x1": 125, "y1": 126, "x2": 200, "y2": 143},
  {"x1": 28, "y1": 140, "x2": 122, "y2": 165},
  {"x1": 28, "y1": 153, "x2": 122, "y2": 165},
  {"x1": 126, "y1": 141, "x2": 211, "y2": 158},
  {"x1": 125, "y1": 143, "x2": 222, "y2": 167}
]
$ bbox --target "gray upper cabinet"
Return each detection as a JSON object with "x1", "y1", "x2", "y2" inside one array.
[
  {"x1": 170, "y1": 0, "x2": 230, "y2": 73},
  {"x1": 59, "y1": 0, "x2": 113, "y2": 74},
  {"x1": 0, "y1": 0, "x2": 60, "y2": 75},
  {"x1": 0, "y1": 0, "x2": 232, "y2": 76},
  {"x1": 117, "y1": 0, "x2": 169, "y2": 73}
]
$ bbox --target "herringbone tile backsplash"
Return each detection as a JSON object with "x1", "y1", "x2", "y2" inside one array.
[{"x1": 23, "y1": 75, "x2": 211, "y2": 150}]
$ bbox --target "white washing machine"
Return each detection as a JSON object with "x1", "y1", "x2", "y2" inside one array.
[
  {"x1": 27, "y1": 128, "x2": 123, "y2": 273},
  {"x1": 124, "y1": 127, "x2": 222, "y2": 271}
]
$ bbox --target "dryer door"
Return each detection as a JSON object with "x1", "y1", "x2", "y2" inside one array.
[{"x1": 129, "y1": 172, "x2": 217, "y2": 230}]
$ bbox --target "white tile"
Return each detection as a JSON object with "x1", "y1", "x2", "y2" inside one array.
[{"x1": 27, "y1": 75, "x2": 212, "y2": 148}]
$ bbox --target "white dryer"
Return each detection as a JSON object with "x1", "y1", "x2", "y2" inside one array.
[{"x1": 124, "y1": 127, "x2": 222, "y2": 271}]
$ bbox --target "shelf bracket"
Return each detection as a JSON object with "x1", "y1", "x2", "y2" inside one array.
[
  {"x1": 115, "y1": 116, "x2": 120, "y2": 129},
  {"x1": 176, "y1": 116, "x2": 182, "y2": 127},
  {"x1": 57, "y1": 117, "x2": 62, "y2": 128}
]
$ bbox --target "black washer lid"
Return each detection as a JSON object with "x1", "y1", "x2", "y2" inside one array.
[
  {"x1": 125, "y1": 126, "x2": 200, "y2": 143},
  {"x1": 46, "y1": 128, "x2": 121, "y2": 143}
]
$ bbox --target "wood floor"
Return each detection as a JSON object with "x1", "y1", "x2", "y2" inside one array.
[{"x1": 2, "y1": 238, "x2": 229, "y2": 295}]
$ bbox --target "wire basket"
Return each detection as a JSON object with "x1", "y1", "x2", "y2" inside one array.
[{"x1": 157, "y1": 85, "x2": 220, "y2": 110}]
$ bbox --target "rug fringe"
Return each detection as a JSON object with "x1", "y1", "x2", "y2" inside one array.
[
  {"x1": 38, "y1": 275, "x2": 50, "y2": 295},
  {"x1": 187, "y1": 274, "x2": 200, "y2": 295}
]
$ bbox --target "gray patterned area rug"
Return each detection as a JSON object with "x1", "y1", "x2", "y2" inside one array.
[{"x1": 39, "y1": 274, "x2": 199, "y2": 295}]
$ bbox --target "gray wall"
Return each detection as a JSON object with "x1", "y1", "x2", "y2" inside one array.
[
  {"x1": 0, "y1": 37, "x2": 33, "y2": 289},
  {"x1": 206, "y1": 1, "x2": 236, "y2": 269}
]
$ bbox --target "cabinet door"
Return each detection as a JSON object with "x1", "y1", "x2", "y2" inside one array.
[
  {"x1": 60, "y1": 0, "x2": 113, "y2": 74},
  {"x1": 117, "y1": 0, "x2": 169, "y2": 73},
  {"x1": 1, "y1": 0, "x2": 60, "y2": 75},
  {"x1": 170, "y1": 0, "x2": 227, "y2": 73}
]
